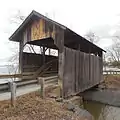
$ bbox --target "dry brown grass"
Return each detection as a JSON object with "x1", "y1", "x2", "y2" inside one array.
[
  {"x1": 103, "y1": 75, "x2": 120, "y2": 89},
  {"x1": 0, "y1": 91, "x2": 83, "y2": 120}
]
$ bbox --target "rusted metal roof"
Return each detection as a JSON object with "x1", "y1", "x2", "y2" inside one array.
[{"x1": 9, "y1": 10, "x2": 105, "y2": 52}]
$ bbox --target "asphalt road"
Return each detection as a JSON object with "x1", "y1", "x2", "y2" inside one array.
[{"x1": 0, "y1": 84, "x2": 40, "y2": 101}]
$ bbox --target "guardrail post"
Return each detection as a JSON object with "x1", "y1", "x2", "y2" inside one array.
[
  {"x1": 58, "y1": 78, "x2": 63, "y2": 98},
  {"x1": 10, "y1": 82, "x2": 16, "y2": 107},
  {"x1": 38, "y1": 77, "x2": 45, "y2": 99}
]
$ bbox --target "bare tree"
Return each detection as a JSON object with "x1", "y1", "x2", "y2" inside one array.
[
  {"x1": 8, "y1": 10, "x2": 26, "y2": 74},
  {"x1": 107, "y1": 36, "x2": 120, "y2": 61},
  {"x1": 106, "y1": 36, "x2": 120, "y2": 67},
  {"x1": 84, "y1": 31, "x2": 99, "y2": 43},
  {"x1": 9, "y1": 10, "x2": 26, "y2": 25}
]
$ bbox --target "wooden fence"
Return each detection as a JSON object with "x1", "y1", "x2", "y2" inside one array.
[{"x1": 63, "y1": 47, "x2": 103, "y2": 98}]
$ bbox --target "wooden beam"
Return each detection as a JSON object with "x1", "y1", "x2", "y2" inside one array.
[
  {"x1": 48, "y1": 48, "x2": 51, "y2": 55},
  {"x1": 43, "y1": 46, "x2": 46, "y2": 64},
  {"x1": 58, "y1": 51, "x2": 64, "y2": 98},
  {"x1": 38, "y1": 77, "x2": 45, "y2": 99},
  {"x1": 98, "y1": 51, "x2": 103, "y2": 58},
  {"x1": 10, "y1": 82, "x2": 16, "y2": 107},
  {"x1": 19, "y1": 40, "x2": 24, "y2": 73}
]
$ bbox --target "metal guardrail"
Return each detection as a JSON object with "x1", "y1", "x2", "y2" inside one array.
[
  {"x1": 0, "y1": 75, "x2": 58, "y2": 91},
  {"x1": 0, "y1": 79, "x2": 38, "y2": 91},
  {"x1": 42, "y1": 76, "x2": 58, "y2": 84},
  {"x1": 103, "y1": 71, "x2": 120, "y2": 75},
  {"x1": 0, "y1": 72, "x2": 35, "y2": 79}
]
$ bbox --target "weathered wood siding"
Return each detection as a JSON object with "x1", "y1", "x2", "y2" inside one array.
[
  {"x1": 54, "y1": 26, "x2": 64, "y2": 52},
  {"x1": 63, "y1": 47, "x2": 103, "y2": 98},
  {"x1": 23, "y1": 18, "x2": 64, "y2": 48},
  {"x1": 23, "y1": 19, "x2": 55, "y2": 44},
  {"x1": 31, "y1": 19, "x2": 55, "y2": 41},
  {"x1": 22, "y1": 52, "x2": 58, "y2": 72}
]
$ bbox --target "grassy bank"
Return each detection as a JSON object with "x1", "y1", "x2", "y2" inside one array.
[
  {"x1": 103, "y1": 74, "x2": 120, "y2": 89},
  {"x1": 0, "y1": 91, "x2": 83, "y2": 120}
]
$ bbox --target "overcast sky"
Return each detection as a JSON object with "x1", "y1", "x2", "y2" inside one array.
[{"x1": 0, "y1": 0, "x2": 120, "y2": 64}]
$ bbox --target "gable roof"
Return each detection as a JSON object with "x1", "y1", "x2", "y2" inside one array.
[
  {"x1": 9, "y1": 10, "x2": 105, "y2": 52},
  {"x1": 9, "y1": 10, "x2": 66, "y2": 41}
]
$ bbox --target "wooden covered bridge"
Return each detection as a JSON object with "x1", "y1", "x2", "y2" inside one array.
[{"x1": 9, "y1": 10, "x2": 105, "y2": 98}]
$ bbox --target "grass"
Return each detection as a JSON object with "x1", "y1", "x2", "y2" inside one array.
[
  {"x1": 0, "y1": 90, "x2": 83, "y2": 120},
  {"x1": 103, "y1": 74, "x2": 120, "y2": 89}
]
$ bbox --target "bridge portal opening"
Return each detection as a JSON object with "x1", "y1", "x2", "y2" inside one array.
[{"x1": 22, "y1": 38, "x2": 59, "y2": 77}]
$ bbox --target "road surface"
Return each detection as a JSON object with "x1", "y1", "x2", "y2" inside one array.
[{"x1": 0, "y1": 84, "x2": 40, "y2": 101}]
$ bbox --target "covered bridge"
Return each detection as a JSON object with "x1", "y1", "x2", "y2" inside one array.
[{"x1": 9, "y1": 10, "x2": 105, "y2": 98}]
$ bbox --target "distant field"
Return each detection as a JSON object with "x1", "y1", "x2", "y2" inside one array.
[
  {"x1": 103, "y1": 74, "x2": 120, "y2": 89},
  {"x1": 0, "y1": 65, "x2": 18, "y2": 84}
]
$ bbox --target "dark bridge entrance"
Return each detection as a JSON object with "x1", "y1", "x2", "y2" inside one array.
[
  {"x1": 23, "y1": 38, "x2": 58, "y2": 75},
  {"x1": 9, "y1": 10, "x2": 105, "y2": 98}
]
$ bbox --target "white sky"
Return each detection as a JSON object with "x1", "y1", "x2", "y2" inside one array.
[{"x1": 0, "y1": 0, "x2": 120, "y2": 64}]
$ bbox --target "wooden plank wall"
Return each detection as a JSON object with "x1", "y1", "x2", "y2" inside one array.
[
  {"x1": 63, "y1": 47, "x2": 103, "y2": 98},
  {"x1": 22, "y1": 52, "x2": 58, "y2": 72},
  {"x1": 23, "y1": 19, "x2": 55, "y2": 44},
  {"x1": 23, "y1": 18, "x2": 64, "y2": 49}
]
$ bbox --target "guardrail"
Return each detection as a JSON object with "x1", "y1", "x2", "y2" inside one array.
[
  {"x1": 0, "y1": 72, "x2": 35, "y2": 79},
  {"x1": 0, "y1": 75, "x2": 58, "y2": 91},
  {"x1": 38, "y1": 76, "x2": 59, "y2": 98},
  {"x1": 0, "y1": 74, "x2": 58, "y2": 106},
  {"x1": 103, "y1": 71, "x2": 120, "y2": 75}
]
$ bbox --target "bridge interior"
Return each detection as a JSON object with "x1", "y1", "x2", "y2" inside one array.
[{"x1": 22, "y1": 38, "x2": 59, "y2": 78}]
